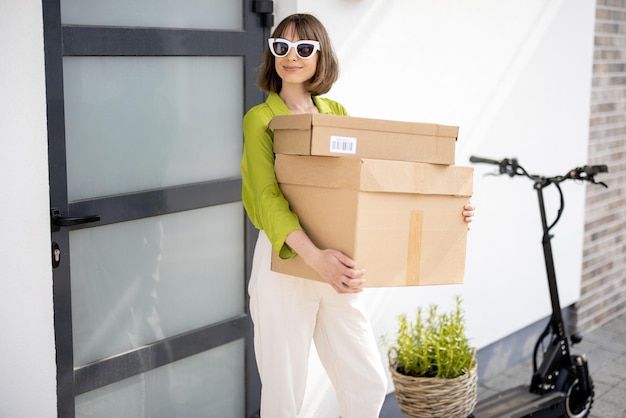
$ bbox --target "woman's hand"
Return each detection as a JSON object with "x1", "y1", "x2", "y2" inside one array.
[
  {"x1": 463, "y1": 203, "x2": 475, "y2": 224},
  {"x1": 310, "y1": 249, "x2": 366, "y2": 294},
  {"x1": 286, "y1": 229, "x2": 365, "y2": 294}
]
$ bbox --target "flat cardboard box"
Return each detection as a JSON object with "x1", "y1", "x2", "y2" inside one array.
[
  {"x1": 271, "y1": 155, "x2": 473, "y2": 287},
  {"x1": 270, "y1": 114, "x2": 458, "y2": 165}
]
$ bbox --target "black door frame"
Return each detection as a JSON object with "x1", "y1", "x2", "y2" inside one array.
[{"x1": 42, "y1": 1, "x2": 270, "y2": 416}]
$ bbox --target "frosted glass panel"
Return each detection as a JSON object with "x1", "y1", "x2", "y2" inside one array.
[
  {"x1": 63, "y1": 56, "x2": 243, "y2": 201},
  {"x1": 70, "y1": 203, "x2": 244, "y2": 366},
  {"x1": 61, "y1": 0, "x2": 242, "y2": 30},
  {"x1": 75, "y1": 339, "x2": 245, "y2": 418}
]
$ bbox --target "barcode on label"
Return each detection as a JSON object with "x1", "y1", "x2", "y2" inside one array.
[{"x1": 329, "y1": 136, "x2": 357, "y2": 154}]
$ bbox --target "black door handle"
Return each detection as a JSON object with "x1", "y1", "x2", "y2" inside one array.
[{"x1": 51, "y1": 208, "x2": 101, "y2": 232}]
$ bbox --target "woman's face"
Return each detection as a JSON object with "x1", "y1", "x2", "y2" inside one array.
[{"x1": 274, "y1": 26, "x2": 319, "y2": 88}]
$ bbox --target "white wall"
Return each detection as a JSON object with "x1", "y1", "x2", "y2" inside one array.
[
  {"x1": 276, "y1": 1, "x2": 596, "y2": 416},
  {"x1": 0, "y1": 1, "x2": 57, "y2": 417},
  {"x1": 0, "y1": 1, "x2": 595, "y2": 417}
]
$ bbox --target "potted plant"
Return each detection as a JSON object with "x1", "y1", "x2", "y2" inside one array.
[{"x1": 388, "y1": 296, "x2": 477, "y2": 418}]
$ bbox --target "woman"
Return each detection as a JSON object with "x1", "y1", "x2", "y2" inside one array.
[{"x1": 241, "y1": 13, "x2": 475, "y2": 417}]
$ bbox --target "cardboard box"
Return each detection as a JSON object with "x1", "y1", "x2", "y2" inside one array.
[
  {"x1": 270, "y1": 114, "x2": 458, "y2": 165},
  {"x1": 271, "y1": 155, "x2": 473, "y2": 287}
]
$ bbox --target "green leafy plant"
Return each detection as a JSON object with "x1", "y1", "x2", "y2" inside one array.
[{"x1": 390, "y1": 296, "x2": 474, "y2": 379}]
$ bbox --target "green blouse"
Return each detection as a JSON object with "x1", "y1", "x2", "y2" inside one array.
[{"x1": 241, "y1": 92, "x2": 349, "y2": 259}]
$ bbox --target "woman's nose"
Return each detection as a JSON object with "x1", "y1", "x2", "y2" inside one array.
[{"x1": 286, "y1": 46, "x2": 298, "y2": 60}]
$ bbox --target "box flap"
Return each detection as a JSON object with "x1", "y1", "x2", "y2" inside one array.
[
  {"x1": 269, "y1": 114, "x2": 315, "y2": 131},
  {"x1": 274, "y1": 155, "x2": 473, "y2": 196},
  {"x1": 359, "y1": 159, "x2": 473, "y2": 196},
  {"x1": 269, "y1": 114, "x2": 459, "y2": 139}
]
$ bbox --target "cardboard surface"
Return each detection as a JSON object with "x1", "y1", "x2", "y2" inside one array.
[
  {"x1": 270, "y1": 114, "x2": 458, "y2": 165},
  {"x1": 272, "y1": 155, "x2": 473, "y2": 287},
  {"x1": 274, "y1": 155, "x2": 473, "y2": 195}
]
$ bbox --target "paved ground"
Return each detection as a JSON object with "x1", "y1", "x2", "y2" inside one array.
[{"x1": 380, "y1": 312, "x2": 626, "y2": 418}]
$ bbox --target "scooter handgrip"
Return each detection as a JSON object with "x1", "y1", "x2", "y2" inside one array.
[
  {"x1": 591, "y1": 164, "x2": 608, "y2": 174},
  {"x1": 469, "y1": 155, "x2": 501, "y2": 165},
  {"x1": 577, "y1": 164, "x2": 609, "y2": 177}
]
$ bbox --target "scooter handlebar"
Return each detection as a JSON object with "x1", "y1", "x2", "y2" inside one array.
[{"x1": 470, "y1": 155, "x2": 609, "y2": 186}]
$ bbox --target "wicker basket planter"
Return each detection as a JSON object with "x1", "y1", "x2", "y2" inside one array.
[
  {"x1": 389, "y1": 351, "x2": 478, "y2": 418},
  {"x1": 387, "y1": 297, "x2": 477, "y2": 418}
]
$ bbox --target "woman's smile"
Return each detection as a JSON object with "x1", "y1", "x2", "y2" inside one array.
[{"x1": 282, "y1": 64, "x2": 303, "y2": 71}]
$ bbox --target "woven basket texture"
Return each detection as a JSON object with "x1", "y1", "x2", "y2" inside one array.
[{"x1": 389, "y1": 361, "x2": 477, "y2": 418}]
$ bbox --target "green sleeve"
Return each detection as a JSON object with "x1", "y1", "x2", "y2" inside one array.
[{"x1": 241, "y1": 105, "x2": 302, "y2": 259}]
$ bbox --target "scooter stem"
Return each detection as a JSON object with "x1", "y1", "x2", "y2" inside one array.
[{"x1": 535, "y1": 180, "x2": 570, "y2": 345}]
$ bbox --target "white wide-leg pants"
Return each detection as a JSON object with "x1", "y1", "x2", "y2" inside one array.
[{"x1": 249, "y1": 231, "x2": 388, "y2": 418}]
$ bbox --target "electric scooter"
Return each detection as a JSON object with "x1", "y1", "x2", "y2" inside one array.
[{"x1": 468, "y1": 156, "x2": 607, "y2": 418}]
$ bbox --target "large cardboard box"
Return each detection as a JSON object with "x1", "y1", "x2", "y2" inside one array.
[
  {"x1": 271, "y1": 155, "x2": 473, "y2": 287},
  {"x1": 270, "y1": 114, "x2": 458, "y2": 165}
]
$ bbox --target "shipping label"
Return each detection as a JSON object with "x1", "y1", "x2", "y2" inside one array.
[{"x1": 329, "y1": 135, "x2": 357, "y2": 154}]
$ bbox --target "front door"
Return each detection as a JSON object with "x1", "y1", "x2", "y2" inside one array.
[{"x1": 43, "y1": 1, "x2": 272, "y2": 417}]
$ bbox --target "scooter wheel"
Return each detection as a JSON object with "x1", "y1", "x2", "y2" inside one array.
[{"x1": 565, "y1": 376, "x2": 594, "y2": 418}]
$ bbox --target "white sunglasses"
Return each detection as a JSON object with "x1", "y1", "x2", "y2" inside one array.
[{"x1": 268, "y1": 38, "x2": 320, "y2": 59}]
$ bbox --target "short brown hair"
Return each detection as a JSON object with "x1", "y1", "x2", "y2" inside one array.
[{"x1": 257, "y1": 14, "x2": 339, "y2": 96}]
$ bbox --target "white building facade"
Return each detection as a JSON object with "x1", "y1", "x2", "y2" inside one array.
[{"x1": 0, "y1": 1, "x2": 603, "y2": 417}]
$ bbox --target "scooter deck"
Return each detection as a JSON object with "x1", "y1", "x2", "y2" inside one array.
[{"x1": 472, "y1": 385, "x2": 564, "y2": 417}]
